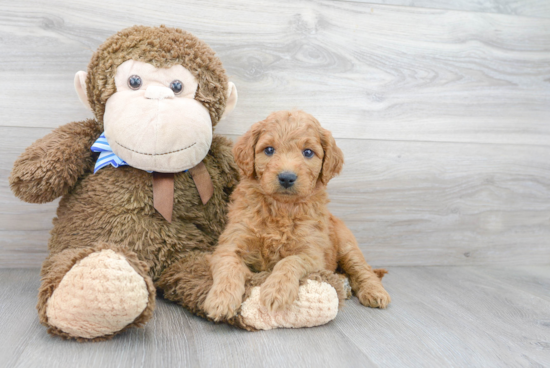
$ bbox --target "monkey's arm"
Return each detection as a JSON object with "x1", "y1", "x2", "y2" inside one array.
[{"x1": 10, "y1": 119, "x2": 101, "y2": 203}]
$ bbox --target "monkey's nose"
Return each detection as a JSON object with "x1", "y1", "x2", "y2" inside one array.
[
  {"x1": 144, "y1": 86, "x2": 175, "y2": 100},
  {"x1": 278, "y1": 171, "x2": 297, "y2": 189}
]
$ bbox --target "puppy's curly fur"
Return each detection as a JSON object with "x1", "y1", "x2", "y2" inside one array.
[{"x1": 204, "y1": 110, "x2": 391, "y2": 320}]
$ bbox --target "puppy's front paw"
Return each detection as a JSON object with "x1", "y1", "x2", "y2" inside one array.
[
  {"x1": 356, "y1": 284, "x2": 391, "y2": 309},
  {"x1": 260, "y1": 277, "x2": 300, "y2": 313},
  {"x1": 204, "y1": 287, "x2": 243, "y2": 321}
]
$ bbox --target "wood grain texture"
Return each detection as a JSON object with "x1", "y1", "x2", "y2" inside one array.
[
  {"x1": 1, "y1": 266, "x2": 549, "y2": 367},
  {"x1": 345, "y1": 0, "x2": 550, "y2": 19},
  {"x1": 2, "y1": 128, "x2": 550, "y2": 267},
  {"x1": 1, "y1": 0, "x2": 549, "y2": 268},
  {"x1": 329, "y1": 138, "x2": 550, "y2": 266},
  {"x1": 335, "y1": 266, "x2": 550, "y2": 367},
  {"x1": 0, "y1": 0, "x2": 549, "y2": 145}
]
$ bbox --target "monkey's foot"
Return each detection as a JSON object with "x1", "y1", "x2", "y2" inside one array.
[
  {"x1": 45, "y1": 249, "x2": 151, "y2": 339},
  {"x1": 240, "y1": 280, "x2": 339, "y2": 330}
]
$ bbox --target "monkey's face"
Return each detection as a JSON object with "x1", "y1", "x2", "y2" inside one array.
[
  {"x1": 75, "y1": 26, "x2": 238, "y2": 172},
  {"x1": 99, "y1": 60, "x2": 211, "y2": 173}
]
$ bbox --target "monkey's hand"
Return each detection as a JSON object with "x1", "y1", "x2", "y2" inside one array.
[{"x1": 10, "y1": 119, "x2": 101, "y2": 203}]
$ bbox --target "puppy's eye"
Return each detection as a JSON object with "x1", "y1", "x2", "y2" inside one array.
[
  {"x1": 264, "y1": 147, "x2": 275, "y2": 156},
  {"x1": 169, "y1": 80, "x2": 183, "y2": 94},
  {"x1": 127, "y1": 75, "x2": 142, "y2": 90},
  {"x1": 303, "y1": 149, "x2": 314, "y2": 158}
]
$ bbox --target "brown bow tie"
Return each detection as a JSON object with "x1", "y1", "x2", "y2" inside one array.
[{"x1": 152, "y1": 161, "x2": 214, "y2": 223}]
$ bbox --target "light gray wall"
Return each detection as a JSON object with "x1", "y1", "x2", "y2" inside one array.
[{"x1": 1, "y1": 0, "x2": 549, "y2": 267}]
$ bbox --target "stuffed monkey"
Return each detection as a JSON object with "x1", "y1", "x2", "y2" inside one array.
[{"x1": 10, "y1": 26, "x2": 345, "y2": 341}]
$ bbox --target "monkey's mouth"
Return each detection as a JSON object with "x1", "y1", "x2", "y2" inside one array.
[{"x1": 114, "y1": 141, "x2": 197, "y2": 156}]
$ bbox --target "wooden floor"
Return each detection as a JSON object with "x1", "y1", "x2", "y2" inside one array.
[{"x1": 1, "y1": 266, "x2": 549, "y2": 368}]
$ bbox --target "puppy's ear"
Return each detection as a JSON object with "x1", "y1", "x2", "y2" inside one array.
[
  {"x1": 233, "y1": 122, "x2": 263, "y2": 179},
  {"x1": 319, "y1": 127, "x2": 344, "y2": 185}
]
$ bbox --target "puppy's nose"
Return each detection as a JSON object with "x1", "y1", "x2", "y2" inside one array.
[{"x1": 278, "y1": 171, "x2": 297, "y2": 188}]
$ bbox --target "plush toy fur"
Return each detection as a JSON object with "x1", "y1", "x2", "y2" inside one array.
[{"x1": 10, "y1": 26, "x2": 347, "y2": 340}]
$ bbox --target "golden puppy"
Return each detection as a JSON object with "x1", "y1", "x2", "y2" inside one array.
[{"x1": 204, "y1": 110, "x2": 390, "y2": 320}]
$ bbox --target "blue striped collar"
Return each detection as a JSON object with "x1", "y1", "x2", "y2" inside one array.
[{"x1": 91, "y1": 133, "x2": 155, "y2": 173}]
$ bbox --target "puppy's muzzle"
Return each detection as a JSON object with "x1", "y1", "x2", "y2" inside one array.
[{"x1": 278, "y1": 171, "x2": 297, "y2": 189}]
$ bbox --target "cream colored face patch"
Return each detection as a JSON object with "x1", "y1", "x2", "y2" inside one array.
[{"x1": 103, "y1": 60, "x2": 213, "y2": 172}]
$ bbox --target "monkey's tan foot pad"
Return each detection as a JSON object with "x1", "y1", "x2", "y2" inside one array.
[
  {"x1": 45, "y1": 249, "x2": 149, "y2": 339},
  {"x1": 240, "y1": 280, "x2": 339, "y2": 330}
]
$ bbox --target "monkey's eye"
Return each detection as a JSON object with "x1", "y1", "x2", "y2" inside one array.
[
  {"x1": 303, "y1": 149, "x2": 314, "y2": 158},
  {"x1": 127, "y1": 75, "x2": 142, "y2": 90},
  {"x1": 170, "y1": 80, "x2": 183, "y2": 94},
  {"x1": 264, "y1": 147, "x2": 275, "y2": 156}
]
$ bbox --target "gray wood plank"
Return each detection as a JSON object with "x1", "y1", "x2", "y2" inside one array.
[
  {"x1": 0, "y1": 1, "x2": 549, "y2": 146},
  {"x1": 329, "y1": 139, "x2": 550, "y2": 266},
  {"x1": 0, "y1": 231, "x2": 50, "y2": 268},
  {"x1": 335, "y1": 266, "x2": 550, "y2": 367},
  {"x1": 1, "y1": 266, "x2": 549, "y2": 367},
  {"x1": 344, "y1": 0, "x2": 550, "y2": 19},
  {"x1": 474, "y1": 265, "x2": 550, "y2": 302},
  {"x1": 3, "y1": 127, "x2": 549, "y2": 267}
]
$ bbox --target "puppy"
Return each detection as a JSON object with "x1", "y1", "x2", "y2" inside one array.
[{"x1": 204, "y1": 110, "x2": 390, "y2": 321}]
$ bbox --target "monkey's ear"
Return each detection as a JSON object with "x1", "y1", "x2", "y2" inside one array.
[
  {"x1": 221, "y1": 82, "x2": 238, "y2": 120},
  {"x1": 74, "y1": 71, "x2": 92, "y2": 111}
]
